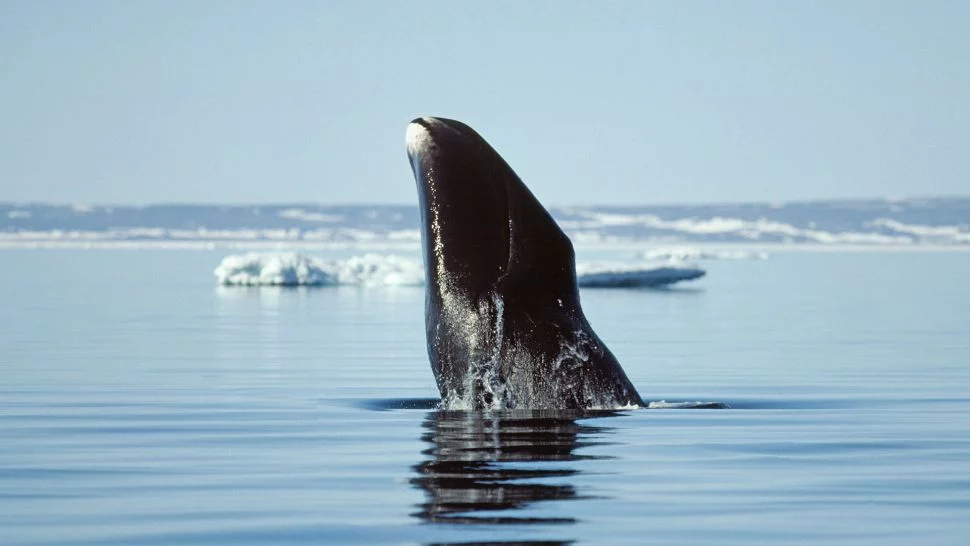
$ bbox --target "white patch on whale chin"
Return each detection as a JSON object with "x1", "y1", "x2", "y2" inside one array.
[{"x1": 405, "y1": 119, "x2": 435, "y2": 158}]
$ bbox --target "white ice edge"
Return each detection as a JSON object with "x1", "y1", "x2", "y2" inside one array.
[
  {"x1": 560, "y1": 212, "x2": 970, "y2": 245},
  {"x1": 638, "y1": 246, "x2": 770, "y2": 261}
]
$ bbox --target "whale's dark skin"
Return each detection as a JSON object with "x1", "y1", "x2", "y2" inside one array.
[{"x1": 405, "y1": 117, "x2": 643, "y2": 410}]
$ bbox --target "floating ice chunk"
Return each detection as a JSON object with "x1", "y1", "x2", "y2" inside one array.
[
  {"x1": 214, "y1": 253, "x2": 335, "y2": 286},
  {"x1": 574, "y1": 261, "x2": 705, "y2": 288},
  {"x1": 216, "y1": 254, "x2": 703, "y2": 288},
  {"x1": 639, "y1": 247, "x2": 769, "y2": 261},
  {"x1": 214, "y1": 253, "x2": 425, "y2": 287},
  {"x1": 328, "y1": 254, "x2": 425, "y2": 286}
]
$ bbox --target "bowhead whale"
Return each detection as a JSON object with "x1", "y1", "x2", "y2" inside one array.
[{"x1": 406, "y1": 117, "x2": 644, "y2": 410}]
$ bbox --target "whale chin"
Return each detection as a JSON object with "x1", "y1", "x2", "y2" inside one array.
[{"x1": 406, "y1": 116, "x2": 643, "y2": 410}]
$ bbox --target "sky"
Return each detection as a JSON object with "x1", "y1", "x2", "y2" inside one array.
[{"x1": 1, "y1": 1, "x2": 967, "y2": 206}]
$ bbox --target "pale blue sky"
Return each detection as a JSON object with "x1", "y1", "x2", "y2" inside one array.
[{"x1": 2, "y1": 1, "x2": 967, "y2": 205}]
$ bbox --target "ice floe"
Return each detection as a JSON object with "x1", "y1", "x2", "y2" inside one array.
[
  {"x1": 215, "y1": 253, "x2": 425, "y2": 287},
  {"x1": 574, "y1": 261, "x2": 705, "y2": 288},
  {"x1": 215, "y1": 253, "x2": 706, "y2": 288}
]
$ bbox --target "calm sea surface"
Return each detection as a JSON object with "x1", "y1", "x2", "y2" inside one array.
[{"x1": 2, "y1": 249, "x2": 969, "y2": 545}]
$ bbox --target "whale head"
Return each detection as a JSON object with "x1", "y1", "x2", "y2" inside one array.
[
  {"x1": 406, "y1": 116, "x2": 577, "y2": 305},
  {"x1": 405, "y1": 116, "x2": 642, "y2": 410}
]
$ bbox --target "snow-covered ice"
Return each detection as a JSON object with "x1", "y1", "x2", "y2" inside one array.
[
  {"x1": 214, "y1": 253, "x2": 425, "y2": 287},
  {"x1": 5, "y1": 198, "x2": 970, "y2": 247},
  {"x1": 215, "y1": 253, "x2": 707, "y2": 288}
]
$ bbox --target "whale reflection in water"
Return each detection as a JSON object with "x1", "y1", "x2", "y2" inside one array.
[{"x1": 410, "y1": 411, "x2": 618, "y2": 527}]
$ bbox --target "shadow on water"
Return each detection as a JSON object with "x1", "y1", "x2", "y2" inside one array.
[
  {"x1": 357, "y1": 398, "x2": 442, "y2": 410},
  {"x1": 410, "y1": 410, "x2": 620, "y2": 537}
]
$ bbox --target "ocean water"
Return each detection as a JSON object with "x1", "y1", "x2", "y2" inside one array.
[{"x1": 2, "y1": 249, "x2": 969, "y2": 545}]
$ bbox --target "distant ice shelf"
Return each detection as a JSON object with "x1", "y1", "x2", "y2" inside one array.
[
  {"x1": 638, "y1": 246, "x2": 770, "y2": 261},
  {"x1": 215, "y1": 253, "x2": 707, "y2": 288},
  {"x1": 4, "y1": 198, "x2": 970, "y2": 246}
]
